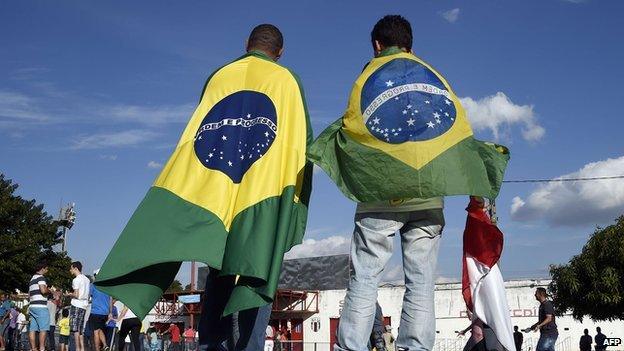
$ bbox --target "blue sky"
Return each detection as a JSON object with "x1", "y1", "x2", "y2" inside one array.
[{"x1": 2, "y1": 0, "x2": 623, "y2": 285}]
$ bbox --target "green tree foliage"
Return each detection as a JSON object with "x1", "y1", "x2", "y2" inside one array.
[
  {"x1": 167, "y1": 279, "x2": 183, "y2": 293},
  {"x1": 549, "y1": 216, "x2": 624, "y2": 321},
  {"x1": 0, "y1": 174, "x2": 73, "y2": 293}
]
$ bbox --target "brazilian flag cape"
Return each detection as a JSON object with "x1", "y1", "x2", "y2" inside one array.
[
  {"x1": 309, "y1": 48, "x2": 509, "y2": 202},
  {"x1": 95, "y1": 51, "x2": 313, "y2": 318}
]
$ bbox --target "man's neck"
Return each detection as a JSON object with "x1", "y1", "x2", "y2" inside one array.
[
  {"x1": 377, "y1": 46, "x2": 407, "y2": 57},
  {"x1": 246, "y1": 49, "x2": 275, "y2": 61}
]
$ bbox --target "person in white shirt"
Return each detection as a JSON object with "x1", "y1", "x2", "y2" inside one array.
[
  {"x1": 64, "y1": 261, "x2": 90, "y2": 351},
  {"x1": 264, "y1": 325, "x2": 274, "y2": 351},
  {"x1": 116, "y1": 302, "x2": 141, "y2": 351}
]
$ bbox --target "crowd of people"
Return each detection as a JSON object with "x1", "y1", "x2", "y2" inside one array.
[{"x1": 0, "y1": 261, "x2": 198, "y2": 351}]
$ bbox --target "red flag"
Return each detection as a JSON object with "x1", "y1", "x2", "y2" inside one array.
[{"x1": 462, "y1": 197, "x2": 514, "y2": 351}]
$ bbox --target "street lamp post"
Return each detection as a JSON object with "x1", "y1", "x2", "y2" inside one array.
[{"x1": 56, "y1": 202, "x2": 76, "y2": 253}]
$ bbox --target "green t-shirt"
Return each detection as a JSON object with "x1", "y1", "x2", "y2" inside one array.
[{"x1": 356, "y1": 197, "x2": 443, "y2": 213}]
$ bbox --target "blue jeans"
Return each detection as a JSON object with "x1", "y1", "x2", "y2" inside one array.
[
  {"x1": 198, "y1": 269, "x2": 272, "y2": 351},
  {"x1": 336, "y1": 209, "x2": 444, "y2": 351},
  {"x1": 536, "y1": 334, "x2": 557, "y2": 351}
]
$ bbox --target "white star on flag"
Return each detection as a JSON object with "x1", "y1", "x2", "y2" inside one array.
[
  {"x1": 373, "y1": 117, "x2": 380, "y2": 124},
  {"x1": 445, "y1": 99, "x2": 452, "y2": 105},
  {"x1": 427, "y1": 121, "x2": 435, "y2": 128},
  {"x1": 222, "y1": 135, "x2": 227, "y2": 141},
  {"x1": 407, "y1": 118, "x2": 415, "y2": 126},
  {"x1": 402, "y1": 110, "x2": 408, "y2": 115},
  {"x1": 385, "y1": 80, "x2": 394, "y2": 87},
  {"x1": 264, "y1": 132, "x2": 269, "y2": 137},
  {"x1": 246, "y1": 113, "x2": 251, "y2": 118},
  {"x1": 208, "y1": 153, "x2": 213, "y2": 158},
  {"x1": 228, "y1": 161, "x2": 233, "y2": 166},
  {"x1": 433, "y1": 112, "x2": 440, "y2": 118},
  {"x1": 425, "y1": 100, "x2": 430, "y2": 104},
  {"x1": 407, "y1": 104, "x2": 412, "y2": 109}
]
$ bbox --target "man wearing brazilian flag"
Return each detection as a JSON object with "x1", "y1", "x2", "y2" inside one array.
[
  {"x1": 94, "y1": 24, "x2": 312, "y2": 350},
  {"x1": 308, "y1": 15, "x2": 509, "y2": 351}
]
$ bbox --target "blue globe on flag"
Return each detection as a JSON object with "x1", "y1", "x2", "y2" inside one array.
[
  {"x1": 360, "y1": 58, "x2": 457, "y2": 143},
  {"x1": 193, "y1": 91, "x2": 278, "y2": 183}
]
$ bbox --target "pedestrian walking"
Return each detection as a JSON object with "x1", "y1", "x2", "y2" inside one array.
[{"x1": 525, "y1": 288, "x2": 558, "y2": 351}]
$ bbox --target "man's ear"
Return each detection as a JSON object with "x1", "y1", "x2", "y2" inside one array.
[
  {"x1": 276, "y1": 47, "x2": 284, "y2": 61},
  {"x1": 374, "y1": 40, "x2": 383, "y2": 55}
]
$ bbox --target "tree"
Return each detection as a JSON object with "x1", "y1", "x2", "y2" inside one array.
[
  {"x1": 549, "y1": 215, "x2": 624, "y2": 321},
  {"x1": 167, "y1": 279, "x2": 183, "y2": 293},
  {"x1": 0, "y1": 174, "x2": 73, "y2": 293}
]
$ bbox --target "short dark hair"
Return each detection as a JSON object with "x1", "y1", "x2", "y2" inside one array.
[
  {"x1": 247, "y1": 24, "x2": 283, "y2": 57},
  {"x1": 35, "y1": 261, "x2": 48, "y2": 272},
  {"x1": 71, "y1": 261, "x2": 82, "y2": 272},
  {"x1": 371, "y1": 15, "x2": 413, "y2": 51},
  {"x1": 596, "y1": 327, "x2": 601, "y2": 332},
  {"x1": 514, "y1": 326, "x2": 518, "y2": 331},
  {"x1": 62, "y1": 308, "x2": 69, "y2": 318},
  {"x1": 536, "y1": 287, "x2": 547, "y2": 297}
]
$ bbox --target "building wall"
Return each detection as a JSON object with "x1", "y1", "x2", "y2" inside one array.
[{"x1": 298, "y1": 279, "x2": 624, "y2": 351}]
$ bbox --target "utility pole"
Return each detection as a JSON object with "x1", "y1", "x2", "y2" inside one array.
[{"x1": 190, "y1": 261, "x2": 196, "y2": 328}]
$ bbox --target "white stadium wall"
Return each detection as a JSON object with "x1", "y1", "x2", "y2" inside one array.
[{"x1": 299, "y1": 279, "x2": 624, "y2": 351}]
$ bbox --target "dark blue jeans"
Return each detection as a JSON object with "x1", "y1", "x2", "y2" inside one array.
[
  {"x1": 198, "y1": 269, "x2": 271, "y2": 351},
  {"x1": 536, "y1": 334, "x2": 558, "y2": 351}
]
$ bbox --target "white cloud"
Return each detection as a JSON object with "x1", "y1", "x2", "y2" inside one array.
[
  {"x1": 108, "y1": 103, "x2": 194, "y2": 124},
  {"x1": 460, "y1": 92, "x2": 545, "y2": 142},
  {"x1": 71, "y1": 130, "x2": 158, "y2": 150},
  {"x1": 441, "y1": 8, "x2": 461, "y2": 23},
  {"x1": 99, "y1": 154, "x2": 118, "y2": 161},
  {"x1": 285, "y1": 235, "x2": 350, "y2": 259},
  {"x1": 511, "y1": 156, "x2": 624, "y2": 226},
  {"x1": 0, "y1": 89, "x2": 193, "y2": 130},
  {"x1": 147, "y1": 161, "x2": 163, "y2": 169},
  {"x1": 0, "y1": 91, "x2": 50, "y2": 122}
]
